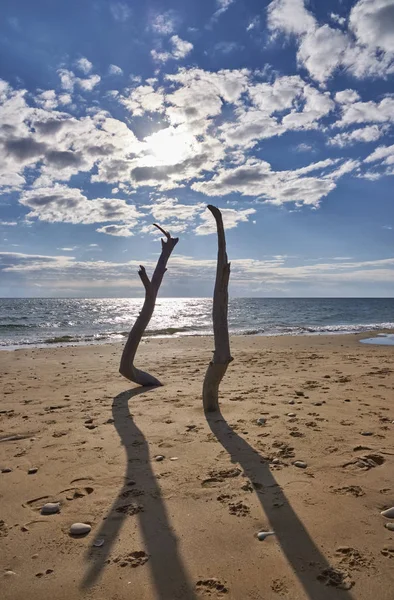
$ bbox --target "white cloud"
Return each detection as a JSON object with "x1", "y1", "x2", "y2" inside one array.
[
  {"x1": 193, "y1": 157, "x2": 358, "y2": 207},
  {"x1": 0, "y1": 221, "x2": 17, "y2": 226},
  {"x1": 335, "y1": 89, "x2": 361, "y2": 104},
  {"x1": 110, "y1": 2, "x2": 132, "y2": 22},
  {"x1": 364, "y1": 143, "x2": 394, "y2": 164},
  {"x1": 75, "y1": 57, "x2": 93, "y2": 75},
  {"x1": 336, "y1": 96, "x2": 394, "y2": 127},
  {"x1": 19, "y1": 185, "x2": 143, "y2": 227},
  {"x1": 108, "y1": 64, "x2": 123, "y2": 76},
  {"x1": 195, "y1": 207, "x2": 256, "y2": 235},
  {"x1": 58, "y1": 69, "x2": 101, "y2": 92},
  {"x1": 120, "y1": 84, "x2": 165, "y2": 115},
  {"x1": 150, "y1": 11, "x2": 177, "y2": 34},
  {"x1": 267, "y1": 0, "x2": 315, "y2": 36},
  {"x1": 246, "y1": 17, "x2": 260, "y2": 31},
  {"x1": 212, "y1": 0, "x2": 235, "y2": 21},
  {"x1": 151, "y1": 35, "x2": 193, "y2": 63},
  {"x1": 96, "y1": 224, "x2": 134, "y2": 237},
  {"x1": 329, "y1": 125, "x2": 385, "y2": 147},
  {"x1": 267, "y1": 0, "x2": 394, "y2": 82}
]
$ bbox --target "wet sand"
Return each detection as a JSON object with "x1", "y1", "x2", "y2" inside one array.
[{"x1": 1, "y1": 333, "x2": 394, "y2": 599}]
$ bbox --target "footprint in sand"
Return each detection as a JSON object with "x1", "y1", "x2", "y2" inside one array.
[
  {"x1": 381, "y1": 547, "x2": 394, "y2": 558},
  {"x1": 115, "y1": 502, "x2": 144, "y2": 516},
  {"x1": 228, "y1": 501, "x2": 250, "y2": 517},
  {"x1": 317, "y1": 567, "x2": 354, "y2": 590},
  {"x1": 111, "y1": 550, "x2": 149, "y2": 568},
  {"x1": 196, "y1": 578, "x2": 228, "y2": 597},
  {"x1": 271, "y1": 578, "x2": 288, "y2": 594},
  {"x1": 60, "y1": 486, "x2": 94, "y2": 501},
  {"x1": 335, "y1": 546, "x2": 373, "y2": 570},
  {"x1": 331, "y1": 485, "x2": 365, "y2": 497},
  {"x1": 343, "y1": 454, "x2": 385, "y2": 471}
]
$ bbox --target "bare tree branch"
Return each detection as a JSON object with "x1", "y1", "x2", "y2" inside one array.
[
  {"x1": 119, "y1": 225, "x2": 179, "y2": 386},
  {"x1": 203, "y1": 205, "x2": 233, "y2": 412}
]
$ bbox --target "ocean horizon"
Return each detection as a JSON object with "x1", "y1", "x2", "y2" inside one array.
[{"x1": 1, "y1": 297, "x2": 393, "y2": 349}]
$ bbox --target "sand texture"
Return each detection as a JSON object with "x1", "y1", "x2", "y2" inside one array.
[{"x1": 1, "y1": 333, "x2": 394, "y2": 600}]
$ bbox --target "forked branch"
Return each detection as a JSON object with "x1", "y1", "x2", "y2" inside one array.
[{"x1": 119, "y1": 225, "x2": 179, "y2": 386}]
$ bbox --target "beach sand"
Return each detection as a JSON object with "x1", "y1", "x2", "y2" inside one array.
[{"x1": 1, "y1": 333, "x2": 393, "y2": 600}]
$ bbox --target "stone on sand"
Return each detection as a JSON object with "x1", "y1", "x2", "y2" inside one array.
[
  {"x1": 28, "y1": 468, "x2": 38, "y2": 474},
  {"x1": 381, "y1": 507, "x2": 394, "y2": 519},
  {"x1": 70, "y1": 522, "x2": 91, "y2": 536},
  {"x1": 385, "y1": 523, "x2": 394, "y2": 531},
  {"x1": 257, "y1": 531, "x2": 275, "y2": 541},
  {"x1": 293, "y1": 460, "x2": 307, "y2": 469},
  {"x1": 41, "y1": 502, "x2": 60, "y2": 515}
]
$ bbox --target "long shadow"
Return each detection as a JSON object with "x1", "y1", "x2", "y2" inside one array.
[
  {"x1": 206, "y1": 410, "x2": 356, "y2": 600},
  {"x1": 81, "y1": 387, "x2": 197, "y2": 600}
]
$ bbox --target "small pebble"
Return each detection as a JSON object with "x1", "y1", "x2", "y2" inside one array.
[
  {"x1": 41, "y1": 502, "x2": 60, "y2": 515},
  {"x1": 28, "y1": 468, "x2": 38, "y2": 475},
  {"x1": 32, "y1": 554, "x2": 38, "y2": 559},
  {"x1": 170, "y1": 457, "x2": 179, "y2": 461},
  {"x1": 293, "y1": 460, "x2": 307, "y2": 469},
  {"x1": 1, "y1": 468, "x2": 12, "y2": 473},
  {"x1": 312, "y1": 402, "x2": 322, "y2": 406},
  {"x1": 271, "y1": 458, "x2": 280, "y2": 464},
  {"x1": 257, "y1": 531, "x2": 275, "y2": 541},
  {"x1": 287, "y1": 413, "x2": 296, "y2": 417},
  {"x1": 295, "y1": 391, "x2": 304, "y2": 397},
  {"x1": 70, "y1": 522, "x2": 91, "y2": 536},
  {"x1": 385, "y1": 523, "x2": 394, "y2": 531},
  {"x1": 381, "y1": 507, "x2": 394, "y2": 519},
  {"x1": 93, "y1": 538, "x2": 105, "y2": 547},
  {"x1": 155, "y1": 455, "x2": 164, "y2": 462},
  {"x1": 361, "y1": 431, "x2": 373, "y2": 436},
  {"x1": 256, "y1": 417, "x2": 266, "y2": 425},
  {"x1": 288, "y1": 400, "x2": 295, "y2": 405},
  {"x1": 4, "y1": 571, "x2": 16, "y2": 577}
]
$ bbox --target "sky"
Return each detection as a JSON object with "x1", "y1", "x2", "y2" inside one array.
[{"x1": 0, "y1": 0, "x2": 393, "y2": 298}]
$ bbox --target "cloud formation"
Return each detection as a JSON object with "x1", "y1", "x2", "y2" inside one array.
[{"x1": 267, "y1": 0, "x2": 394, "y2": 82}]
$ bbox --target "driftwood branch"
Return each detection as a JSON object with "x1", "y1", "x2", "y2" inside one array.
[
  {"x1": 119, "y1": 226, "x2": 179, "y2": 386},
  {"x1": 203, "y1": 205, "x2": 233, "y2": 412}
]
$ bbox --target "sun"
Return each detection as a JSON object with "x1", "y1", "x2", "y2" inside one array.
[{"x1": 143, "y1": 126, "x2": 196, "y2": 167}]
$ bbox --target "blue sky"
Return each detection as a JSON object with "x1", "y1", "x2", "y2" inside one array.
[{"x1": 0, "y1": 0, "x2": 393, "y2": 297}]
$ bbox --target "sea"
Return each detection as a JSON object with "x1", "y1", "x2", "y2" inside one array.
[{"x1": 0, "y1": 297, "x2": 393, "y2": 349}]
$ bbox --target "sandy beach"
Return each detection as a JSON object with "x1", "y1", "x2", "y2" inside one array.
[{"x1": 1, "y1": 333, "x2": 393, "y2": 600}]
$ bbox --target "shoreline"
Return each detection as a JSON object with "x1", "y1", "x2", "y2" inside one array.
[{"x1": 1, "y1": 327, "x2": 394, "y2": 352}]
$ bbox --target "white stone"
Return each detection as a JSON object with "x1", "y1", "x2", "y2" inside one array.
[
  {"x1": 93, "y1": 538, "x2": 105, "y2": 547},
  {"x1": 385, "y1": 523, "x2": 394, "y2": 531},
  {"x1": 257, "y1": 531, "x2": 275, "y2": 541},
  {"x1": 70, "y1": 522, "x2": 91, "y2": 536},
  {"x1": 256, "y1": 418, "x2": 266, "y2": 425},
  {"x1": 381, "y1": 507, "x2": 394, "y2": 519},
  {"x1": 293, "y1": 460, "x2": 307, "y2": 469},
  {"x1": 287, "y1": 413, "x2": 296, "y2": 417},
  {"x1": 41, "y1": 502, "x2": 60, "y2": 515}
]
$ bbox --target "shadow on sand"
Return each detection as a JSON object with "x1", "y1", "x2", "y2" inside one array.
[
  {"x1": 81, "y1": 387, "x2": 197, "y2": 600},
  {"x1": 206, "y1": 409, "x2": 356, "y2": 600}
]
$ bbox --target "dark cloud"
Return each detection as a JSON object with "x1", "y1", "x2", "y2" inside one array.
[
  {"x1": 25, "y1": 192, "x2": 79, "y2": 209},
  {"x1": 33, "y1": 119, "x2": 68, "y2": 136},
  {"x1": 86, "y1": 144, "x2": 116, "y2": 157},
  {"x1": 130, "y1": 165, "x2": 169, "y2": 182},
  {"x1": 4, "y1": 137, "x2": 47, "y2": 162},
  {"x1": 221, "y1": 167, "x2": 269, "y2": 186},
  {"x1": 45, "y1": 150, "x2": 83, "y2": 168}
]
